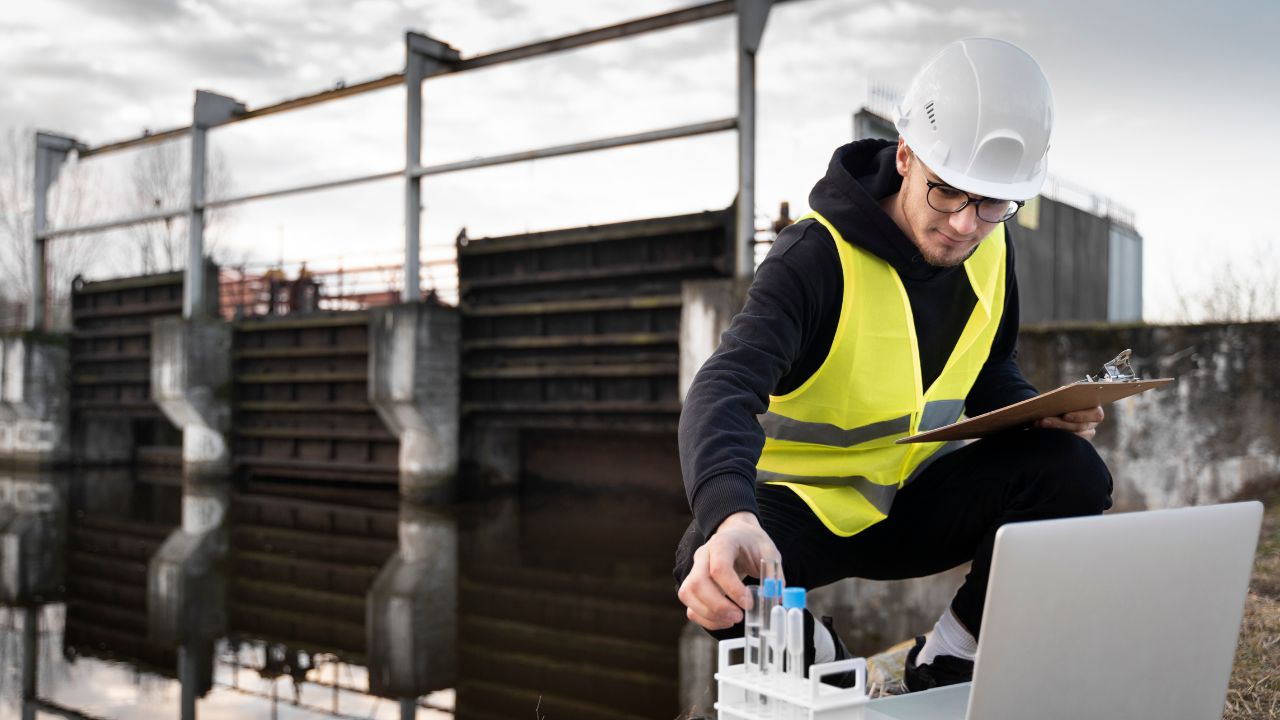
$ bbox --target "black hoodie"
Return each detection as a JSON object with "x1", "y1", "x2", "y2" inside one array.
[{"x1": 679, "y1": 139, "x2": 1039, "y2": 538}]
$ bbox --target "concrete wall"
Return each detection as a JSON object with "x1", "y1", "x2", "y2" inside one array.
[
  {"x1": 1018, "y1": 321, "x2": 1280, "y2": 510},
  {"x1": 0, "y1": 334, "x2": 69, "y2": 466}
]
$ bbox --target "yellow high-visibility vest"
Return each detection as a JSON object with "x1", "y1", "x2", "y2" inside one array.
[{"x1": 757, "y1": 211, "x2": 1007, "y2": 536}]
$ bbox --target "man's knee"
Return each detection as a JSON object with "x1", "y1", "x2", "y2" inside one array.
[{"x1": 1022, "y1": 428, "x2": 1113, "y2": 515}]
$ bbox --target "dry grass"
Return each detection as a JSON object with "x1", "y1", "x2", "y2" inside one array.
[{"x1": 1223, "y1": 476, "x2": 1280, "y2": 720}]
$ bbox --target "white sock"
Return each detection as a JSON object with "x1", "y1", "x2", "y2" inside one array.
[
  {"x1": 917, "y1": 607, "x2": 977, "y2": 666},
  {"x1": 813, "y1": 619, "x2": 836, "y2": 664}
]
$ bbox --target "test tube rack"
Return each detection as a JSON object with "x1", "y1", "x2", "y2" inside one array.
[{"x1": 714, "y1": 637, "x2": 871, "y2": 719}]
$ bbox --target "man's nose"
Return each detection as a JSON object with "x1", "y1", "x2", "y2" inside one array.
[{"x1": 949, "y1": 204, "x2": 980, "y2": 235}]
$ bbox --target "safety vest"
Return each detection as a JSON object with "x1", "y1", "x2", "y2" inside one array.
[{"x1": 757, "y1": 211, "x2": 1007, "y2": 536}]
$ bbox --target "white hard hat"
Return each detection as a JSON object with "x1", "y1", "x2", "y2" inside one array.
[{"x1": 895, "y1": 38, "x2": 1054, "y2": 201}]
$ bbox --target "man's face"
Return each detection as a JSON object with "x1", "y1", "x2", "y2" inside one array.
[{"x1": 892, "y1": 139, "x2": 1001, "y2": 268}]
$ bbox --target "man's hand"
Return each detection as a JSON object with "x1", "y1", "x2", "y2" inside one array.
[
  {"x1": 677, "y1": 511, "x2": 781, "y2": 631},
  {"x1": 1035, "y1": 405, "x2": 1104, "y2": 441}
]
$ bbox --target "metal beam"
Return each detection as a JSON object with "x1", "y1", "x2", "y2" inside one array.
[
  {"x1": 204, "y1": 169, "x2": 402, "y2": 209},
  {"x1": 735, "y1": 0, "x2": 774, "y2": 280},
  {"x1": 38, "y1": 207, "x2": 186, "y2": 240},
  {"x1": 411, "y1": 118, "x2": 737, "y2": 179},
  {"x1": 455, "y1": 0, "x2": 736, "y2": 71},
  {"x1": 29, "y1": 132, "x2": 85, "y2": 329},
  {"x1": 74, "y1": 1, "x2": 792, "y2": 160}
]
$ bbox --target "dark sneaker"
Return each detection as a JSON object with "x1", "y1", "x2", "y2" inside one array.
[
  {"x1": 801, "y1": 614, "x2": 861, "y2": 688},
  {"x1": 903, "y1": 635, "x2": 974, "y2": 692}
]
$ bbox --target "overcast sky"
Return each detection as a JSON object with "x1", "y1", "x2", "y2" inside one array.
[{"x1": 2, "y1": 0, "x2": 1277, "y2": 318}]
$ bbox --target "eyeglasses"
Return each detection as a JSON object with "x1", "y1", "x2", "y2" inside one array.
[{"x1": 925, "y1": 181, "x2": 1025, "y2": 223}]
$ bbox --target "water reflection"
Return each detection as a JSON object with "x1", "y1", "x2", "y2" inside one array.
[{"x1": 0, "y1": 469, "x2": 693, "y2": 719}]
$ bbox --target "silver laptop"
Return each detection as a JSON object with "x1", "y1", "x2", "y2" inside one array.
[{"x1": 864, "y1": 501, "x2": 1264, "y2": 720}]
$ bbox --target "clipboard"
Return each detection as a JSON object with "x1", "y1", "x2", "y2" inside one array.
[{"x1": 896, "y1": 377, "x2": 1174, "y2": 444}]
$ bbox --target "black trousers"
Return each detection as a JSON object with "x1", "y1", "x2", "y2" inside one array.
[{"x1": 674, "y1": 427, "x2": 1114, "y2": 640}]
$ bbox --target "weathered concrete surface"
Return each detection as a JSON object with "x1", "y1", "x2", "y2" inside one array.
[
  {"x1": 151, "y1": 317, "x2": 231, "y2": 483},
  {"x1": 0, "y1": 334, "x2": 69, "y2": 466},
  {"x1": 0, "y1": 474, "x2": 66, "y2": 606},
  {"x1": 679, "y1": 279, "x2": 752, "y2": 402},
  {"x1": 369, "y1": 303, "x2": 460, "y2": 503},
  {"x1": 1019, "y1": 321, "x2": 1280, "y2": 510},
  {"x1": 679, "y1": 620, "x2": 719, "y2": 718},
  {"x1": 366, "y1": 502, "x2": 457, "y2": 699}
]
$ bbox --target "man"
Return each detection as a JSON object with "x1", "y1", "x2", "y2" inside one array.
[{"x1": 674, "y1": 37, "x2": 1113, "y2": 692}]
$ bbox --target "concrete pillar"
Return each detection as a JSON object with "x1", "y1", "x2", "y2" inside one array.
[
  {"x1": 368, "y1": 303, "x2": 460, "y2": 504},
  {"x1": 679, "y1": 279, "x2": 753, "y2": 402},
  {"x1": 0, "y1": 334, "x2": 70, "y2": 467},
  {"x1": 148, "y1": 314, "x2": 230, "y2": 701},
  {"x1": 366, "y1": 500, "x2": 458, "y2": 700},
  {"x1": 151, "y1": 316, "x2": 231, "y2": 485},
  {"x1": 679, "y1": 620, "x2": 719, "y2": 718},
  {"x1": 0, "y1": 474, "x2": 66, "y2": 607}
]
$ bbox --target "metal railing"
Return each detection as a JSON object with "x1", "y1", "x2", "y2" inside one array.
[{"x1": 27, "y1": 0, "x2": 798, "y2": 330}]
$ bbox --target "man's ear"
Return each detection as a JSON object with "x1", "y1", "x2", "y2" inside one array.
[{"x1": 895, "y1": 137, "x2": 911, "y2": 177}]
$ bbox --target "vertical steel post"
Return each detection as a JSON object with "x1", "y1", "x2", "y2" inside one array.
[
  {"x1": 404, "y1": 45, "x2": 424, "y2": 303},
  {"x1": 403, "y1": 33, "x2": 460, "y2": 303},
  {"x1": 187, "y1": 91, "x2": 244, "y2": 319},
  {"x1": 179, "y1": 644, "x2": 197, "y2": 720},
  {"x1": 400, "y1": 697, "x2": 417, "y2": 719},
  {"x1": 29, "y1": 133, "x2": 81, "y2": 331},
  {"x1": 735, "y1": 0, "x2": 773, "y2": 280},
  {"x1": 21, "y1": 606, "x2": 37, "y2": 703}
]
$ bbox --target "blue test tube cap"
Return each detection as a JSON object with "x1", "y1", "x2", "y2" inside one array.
[
  {"x1": 782, "y1": 587, "x2": 807, "y2": 609},
  {"x1": 761, "y1": 578, "x2": 782, "y2": 598}
]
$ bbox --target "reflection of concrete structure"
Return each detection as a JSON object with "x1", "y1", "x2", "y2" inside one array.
[
  {"x1": 366, "y1": 501, "x2": 458, "y2": 704},
  {"x1": 0, "y1": 473, "x2": 67, "y2": 720},
  {"x1": 0, "y1": 474, "x2": 66, "y2": 607}
]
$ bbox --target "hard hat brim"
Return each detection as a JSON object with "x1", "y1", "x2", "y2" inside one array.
[{"x1": 930, "y1": 162, "x2": 1047, "y2": 203}]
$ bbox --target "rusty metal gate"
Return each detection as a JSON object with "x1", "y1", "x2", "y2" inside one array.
[
  {"x1": 458, "y1": 208, "x2": 733, "y2": 434},
  {"x1": 69, "y1": 269, "x2": 210, "y2": 469},
  {"x1": 231, "y1": 311, "x2": 399, "y2": 485}
]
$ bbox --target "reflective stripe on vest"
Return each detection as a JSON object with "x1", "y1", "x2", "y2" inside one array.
[{"x1": 756, "y1": 211, "x2": 1007, "y2": 537}]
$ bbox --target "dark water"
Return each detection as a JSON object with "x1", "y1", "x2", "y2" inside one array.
[{"x1": 0, "y1": 469, "x2": 698, "y2": 719}]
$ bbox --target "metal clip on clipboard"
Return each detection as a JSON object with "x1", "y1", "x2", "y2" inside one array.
[{"x1": 1084, "y1": 349, "x2": 1137, "y2": 383}]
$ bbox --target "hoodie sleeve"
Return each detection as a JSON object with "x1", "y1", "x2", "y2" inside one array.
[
  {"x1": 679, "y1": 220, "x2": 839, "y2": 537},
  {"x1": 964, "y1": 227, "x2": 1039, "y2": 417}
]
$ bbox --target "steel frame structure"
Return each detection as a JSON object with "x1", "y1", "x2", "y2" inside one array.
[{"x1": 29, "y1": 0, "x2": 786, "y2": 330}]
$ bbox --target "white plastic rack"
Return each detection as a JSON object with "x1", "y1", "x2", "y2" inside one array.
[{"x1": 714, "y1": 637, "x2": 872, "y2": 719}]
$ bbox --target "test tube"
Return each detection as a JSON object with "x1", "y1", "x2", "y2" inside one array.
[
  {"x1": 783, "y1": 587, "x2": 807, "y2": 680},
  {"x1": 745, "y1": 584, "x2": 763, "y2": 674},
  {"x1": 760, "y1": 560, "x2": 785, "y2": 716}
]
